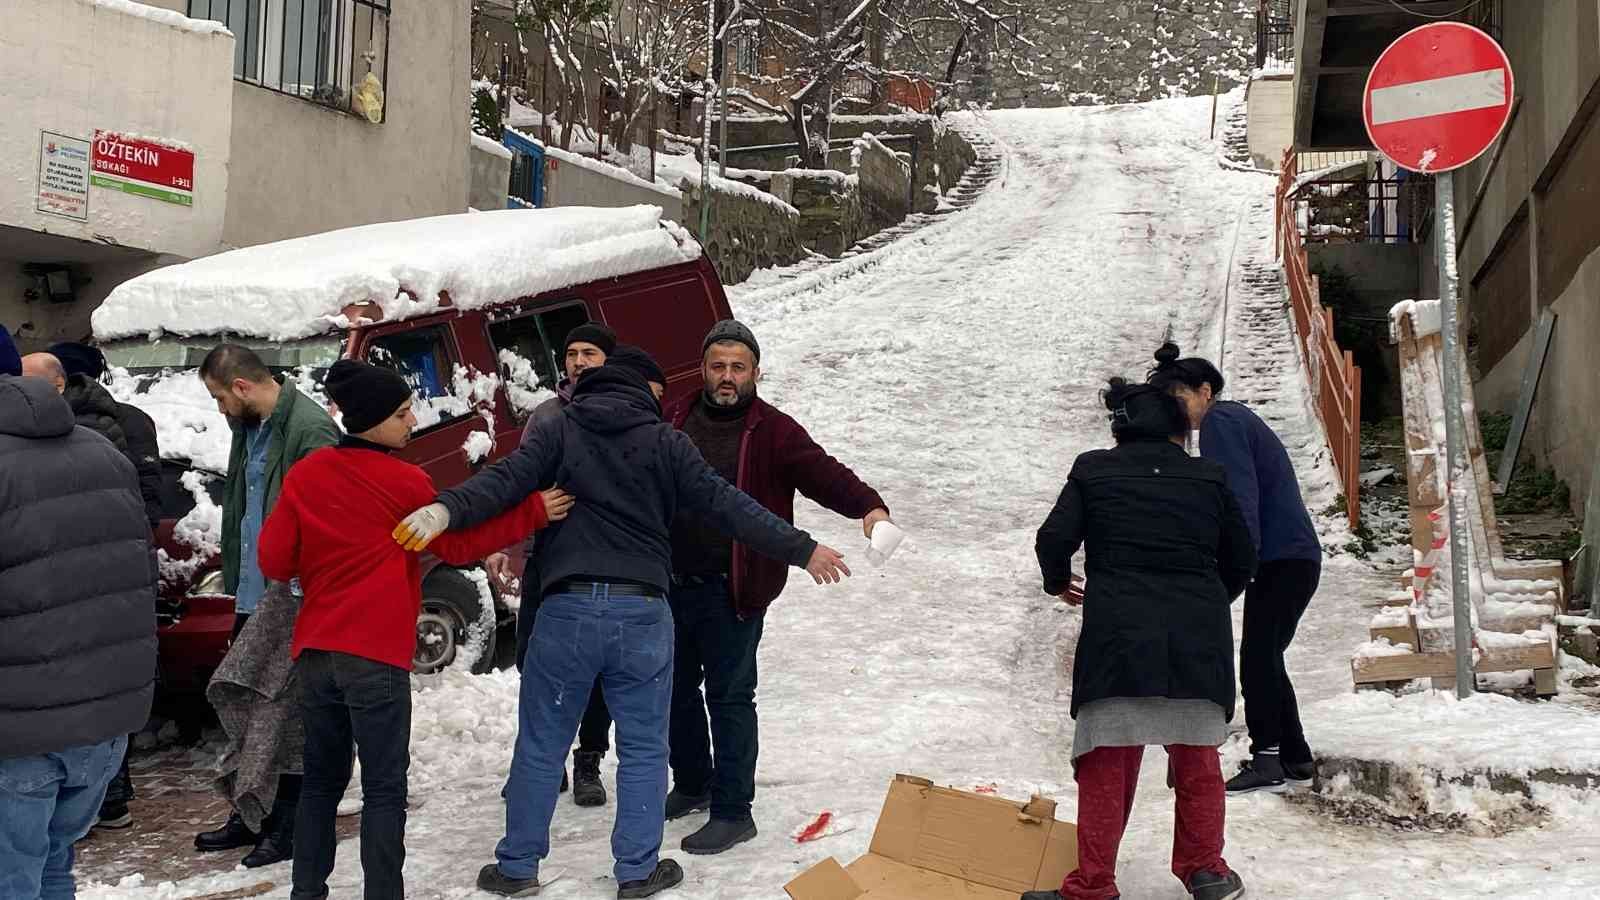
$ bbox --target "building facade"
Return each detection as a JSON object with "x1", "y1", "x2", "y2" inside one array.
[{"x1": 2, "y1": 0, "x2": 471, "y2": 350}]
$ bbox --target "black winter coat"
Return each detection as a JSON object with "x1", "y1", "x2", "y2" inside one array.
[
  {"x1": 439, "y1": 367, "x2": 817, "y2": 597},
  {"x1": 0, "y1": 376, "x2": 157, "y2": 759},
  {"x1": 1036, "y1": 439, "x2": 1257, "y2": 720},
  {"x1": 63, "y1": 374, "x2": 162, "y2": 528},
  {"x1": 115, "y1": 400, "x2": 164, "y2": 528}
]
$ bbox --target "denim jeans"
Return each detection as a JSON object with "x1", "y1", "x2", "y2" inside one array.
[
  {"x1": 517, "y1": 590, "x2": 613, "y2": 755},
  {"x1": 498, "y1": 587, "x2": 673, "y2": 884},
  {"x1": 291, "y1": 650, "x2": 412, "y2": 900},
  {"x1": 0, "y1": 736, "x2": 126, "y2": 900},
  {"x1": 667, "y1": 578, "x2": 765, "y2": 820}
]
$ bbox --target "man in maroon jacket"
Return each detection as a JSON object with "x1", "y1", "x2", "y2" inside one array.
[{"x1": 662, "y1": 320, "x2": 889, "y2": 855}]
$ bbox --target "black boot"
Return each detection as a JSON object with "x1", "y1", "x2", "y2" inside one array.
[
  {"x1": 681, "y1": 816, "x2": 756, "y2": 855},
  {"x1": 241, "y1": 812, "x2": 293, "y2": 868},
  {"x1": 663, "y1": 788, "x2": 709, "y2": 821},
  {"x1": 1187, "y1": 869, "x2": 1245, "y2": 900},
  {"x1": 618, "y1": 859, "x2": 683, "y2": 898},
  {"x1": 194, "y1": 811, "x2": 257, "y2": 852},
  {"x1": 572, "y1": 751, "x2": 607, "y2": 807},
  {"x1": 478, "y1": 863, "x2": 542, "y2": 897}
]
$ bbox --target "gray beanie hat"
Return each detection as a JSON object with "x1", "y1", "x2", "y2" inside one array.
[{"x1": 702, "y1": 319, "x2": 760, "y2": 363}]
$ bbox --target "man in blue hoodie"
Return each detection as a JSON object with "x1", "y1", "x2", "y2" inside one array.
[
  {"x1": 1150, "y1": 343, "x2": 1322, "y2": 796},
  {"x1": 395, "y1": 359, "x2": 849, "y2": 899}
]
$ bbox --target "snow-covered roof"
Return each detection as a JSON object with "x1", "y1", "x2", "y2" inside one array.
[{"x1": 93, "y1": 206, "x2": 701, "y2": 342}]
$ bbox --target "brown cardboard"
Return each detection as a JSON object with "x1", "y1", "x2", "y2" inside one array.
[{"x1": 785, "y1": 775, "x2": 1078, "y2": 900}]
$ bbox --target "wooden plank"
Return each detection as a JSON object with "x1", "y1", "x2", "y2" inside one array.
[
  {"x1": 1495, "y1": 309, "x2": 1558, "y2": 492},
  {"x1": 1350, "y1": 642, "x2": 1556, "y2": 684},
  {"x1": 1369, "y1": 625, "x2": 1418, "y2": 646},
  {"x1": 1535, "y1": 667, "x2": 1559, "y2": 697}
]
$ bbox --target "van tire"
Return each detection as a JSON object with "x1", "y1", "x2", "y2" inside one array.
[{"x1": 416, "y1": 568, "x2": 497, "y2": 675}]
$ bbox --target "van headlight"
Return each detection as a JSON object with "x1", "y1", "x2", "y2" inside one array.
[{"x1": 190, "y1": 570, "x2": 227, "y2": 596}]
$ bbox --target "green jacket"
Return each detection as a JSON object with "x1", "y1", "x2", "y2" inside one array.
[{"x1": 220, "y1": 380, "x2": 339, "y2": 594}]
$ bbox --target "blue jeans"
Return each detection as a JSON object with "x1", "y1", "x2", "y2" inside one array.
[
  {"x1": 0, "y1": 736, "x2": 126, "y2": 900},
  {"x1": 498, "y1": 587, "x2": 673, "y2": 884}
]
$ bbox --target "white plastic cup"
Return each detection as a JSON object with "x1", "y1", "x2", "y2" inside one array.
[{"x1": 865, "y1": 520, "x2": 905, "y2": 566}]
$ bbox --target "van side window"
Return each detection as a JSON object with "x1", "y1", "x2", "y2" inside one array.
[
  {"x1": 366, "y1": 326, "x2": 473, "y2": 431},
  {"x1": 487, "y1": 304, "x2": 591, "y2": 420}
]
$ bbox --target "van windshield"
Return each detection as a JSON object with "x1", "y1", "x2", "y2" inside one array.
[{"x1": 102, "y1": 334, "x2": 346, "y2": 374}]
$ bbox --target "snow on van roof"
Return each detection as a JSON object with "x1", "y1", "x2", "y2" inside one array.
[{"x1": 92, "y1": 206, "x2": 701, "y2": 342}]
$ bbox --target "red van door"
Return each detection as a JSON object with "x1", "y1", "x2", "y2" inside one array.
[{"x1": 586, "y1": 256, "x2": 733, "y2": 403}]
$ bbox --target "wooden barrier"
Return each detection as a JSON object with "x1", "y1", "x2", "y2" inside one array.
[{"x1": 1276, "y1": 150, "x2": 1362, "y2": 528}]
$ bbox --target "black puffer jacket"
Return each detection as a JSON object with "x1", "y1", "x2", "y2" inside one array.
[
  {"x1": 63, "y1": 373, "x2": 128, "y2": 451},
  {"x1": 0, "y1": 376, "x2": 157, "y2": 758},
  {"x1": 1036, "y1": 439, "x2": 1257, "y2": 720},
  {"x1": 115, "y1": 400, "x2": 163, "y2": 528}
]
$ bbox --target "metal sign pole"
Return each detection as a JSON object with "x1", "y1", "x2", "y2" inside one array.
[
  {"x1": 1436, "y1": 172, "x2": 1474, "y2": 698},
  {"x1": 699, "y1": 0, "x2": 715, "y2": 244}
]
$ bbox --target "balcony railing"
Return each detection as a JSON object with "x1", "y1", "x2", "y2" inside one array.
[
  {"x1": 1255, "y1": 0, "x2": 1294, "y2": 71},
  {"x1": 189, "y1": 0, "x2": 390, "y2": 122}
]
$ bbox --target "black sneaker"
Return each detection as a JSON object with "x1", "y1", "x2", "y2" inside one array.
[
  {"x1": 618, "y1": 859, "x2": 683, "y2": 898},
  {"x1": 663, "y1": 788, "x2": 710, "y2": 821},
  {"x1": 1225, "y1": 754, "x2": 1287, "y2": 795},
  {"x1": 95, "y1": 802, "x2": 133, "y2": 830},
  {"x1": 478, "y1": 863, "x2": 541, "y2": 897},
  {"x1": 1187, "y1": 869, "x2": 1245, "y2": 900},
  {"x1": 681, "y1": 817, "x2": 756, "y2": 855},
  {"x1": 1283, "y1": 760, "x2": 1315, "y2": 786},
  {"x1": 1019, "y1": 892, "x2": 1066, "y2": 899}
]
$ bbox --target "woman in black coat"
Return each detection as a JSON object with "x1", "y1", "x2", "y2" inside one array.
[{"x1": 1024, "y1": 379, "x2": 1256, "y2": 900}]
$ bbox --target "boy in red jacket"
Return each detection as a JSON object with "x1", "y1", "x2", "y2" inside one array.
[{"x1": 259, "y1": 359, "x2": 571, "y2": 900}]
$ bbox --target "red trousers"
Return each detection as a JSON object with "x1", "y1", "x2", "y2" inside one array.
[{"x1": 1059, "y1": 745, "x2": 1230, "y2": 900}]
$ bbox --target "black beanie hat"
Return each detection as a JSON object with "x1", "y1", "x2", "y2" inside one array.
[
  {"x1": 49, "y1": 342, "x2": 108, "y2": 379},
  {"x1": 702, "y1": 319, "x2": 760, "y2": 364},
  {"x1": 564, "y1": 322, "x2": 617, "y2": 357},
  {"x1": 324, "y1": 359, "x2": 414, "y2": 435},
  {"x1": 608, "y1": 344, "x2": 666, "y2": 387}
]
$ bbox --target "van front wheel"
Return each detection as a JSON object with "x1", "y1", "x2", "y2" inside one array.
[{"x1": 415, "y1": 569, "x2": 497, "y2": 675}]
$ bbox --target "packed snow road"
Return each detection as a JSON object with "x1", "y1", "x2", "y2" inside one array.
[{"x1": 85, "y1": 97, "x2": 1600, "y2": 899}]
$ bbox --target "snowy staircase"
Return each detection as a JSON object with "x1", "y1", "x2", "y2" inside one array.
[
  {"x1": 1219, "y1": 98, "x2": 1253, "y2": 168},
  {"x1": 834, "y1": 124, "x2": 1003, "y2": 260}
]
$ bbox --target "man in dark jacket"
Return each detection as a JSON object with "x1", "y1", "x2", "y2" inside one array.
[
  {"x1": 1149, "y1": 344, "x2": 1322, "y2": 796},
  {"x1": 393, "y1": 362, "x2": 849, "y2": 899},
  {"x1": 20, "y1": 350, "x2": 160, "y2": 830},
  {"x1": 51, "y1": 341, "x2": 164, "y2": 528},
  {"x1": 0, "y1": 354, "x2": 157, "y2": 898},
  {"x1": 660, "y1": 320, "x2": 890, "y2": 855},
  {"x1": 487, "y1": 323, "x2": 622, "y2": 807},
  {"x1": 21, "y1": 350, "x2": 161, "y2": 529}
]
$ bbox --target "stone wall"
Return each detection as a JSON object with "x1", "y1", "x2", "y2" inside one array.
[
  {"x1": 725, "y1": 114, "x2": 975, "y2": 213},
  {"x1": 958, "y1": 0, "x2": 1258, "y2": 108},
  {"x1": 770, "y1": 170, "x2": 866, "y2": 259},
  {"x1": 854, "y1": 136, "x2": 911, "y2": 235},
  {"x1": 678, "y1": 177, "x2": 807, "y2": 285}
]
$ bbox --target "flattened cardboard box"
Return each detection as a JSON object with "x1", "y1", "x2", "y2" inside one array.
[{"x1": 786, "y1": 774, "x2": 1078, "y2": 900}]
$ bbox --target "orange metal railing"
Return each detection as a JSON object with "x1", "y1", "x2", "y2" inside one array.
[{"x1": 1276, "y1": 148, "x2": 1363, "y2": 529}]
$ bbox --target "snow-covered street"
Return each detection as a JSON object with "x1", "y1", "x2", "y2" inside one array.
[{"x1": 82, "y1": 96, "x2": 1600, "y2": 900}]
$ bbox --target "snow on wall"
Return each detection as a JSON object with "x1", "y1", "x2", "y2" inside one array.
[
  {"x1": 470, "y1": 130, "x2": 513, "y2": 162},
  {"x1": 92, "y1": 207, "x2": 701, "y2": 342},
  {"x1": 81, "y1": 0, "x2": 233, "y2": 35}
]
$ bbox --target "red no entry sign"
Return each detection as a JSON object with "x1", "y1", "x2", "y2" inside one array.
[{"x1": 1363, "y1": 22, "x2": 1514, "y2": 174}]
